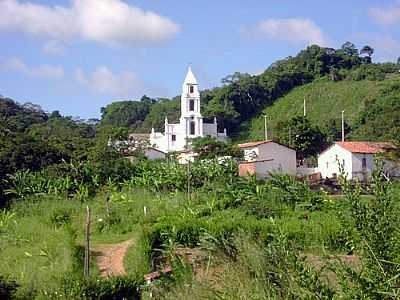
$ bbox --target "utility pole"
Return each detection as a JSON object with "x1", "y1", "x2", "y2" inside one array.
[
  {"x1": 341, "y1": 110, "x2": 345, "y2": 142},
  {"x1": 187, "y1": 160, "x2": 191, "y2": 202},
  {"x1": 264, "y1": 114, "x2": 268, "y2": 140},
  {"x1": 303, "y1": 97, "x2": 306, "y2": 117},
  {"x1": 84, "y1": 206, "x2": 91, "y2": 277}
]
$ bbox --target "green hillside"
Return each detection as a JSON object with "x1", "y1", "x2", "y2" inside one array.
[
  {"x1": 97, "y1": 44, "x2": 399, "y2": 146},
  {"x1": 246, "y1": 75, "x2": 400, "y2": 142}
]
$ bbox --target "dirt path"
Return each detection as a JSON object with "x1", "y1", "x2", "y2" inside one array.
[{"x1": 93, "y1": 239, "x2": 134, "y2": 278}]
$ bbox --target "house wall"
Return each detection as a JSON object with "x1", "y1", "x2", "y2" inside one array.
[
  {"x1": 203, "y1": 123, "x2": 218, "y2": 136},
  {"x1": 241, "y1": 142, "x2": 296, "y2": 177},
  {"x1": 353, "y1": 154, "x2": 400, "y2": 180},
  {"x1": 319, "y1": 145, "x2": 400, "y2": 180},
  {"x1": 255, "y1": 160, "x2": 279, "y2": 178},
  {"x1": 258, "y1": 143, "x2": 297, "y2": 175},
  {"x1": 318, "y1": 144, "x2": 353, "y2": 179},
  {"x1": 239, "y1": 162, "x2": 256, "y2": 176},
  {"x1": 383, "y1": 159, "x2": 400, "y2": 178},
  {"x1": 150, "y1": 133, "x2": 167, "y2": 152},
  {"x1": 352, "y1": 153, "x2": 374, "y2": 180},
  {"x1": 145, "y1": 149, "x2": 166, "y2": 160},
  {"x1": 243, "y1": 147, "x2": 259, "y2": 161}
]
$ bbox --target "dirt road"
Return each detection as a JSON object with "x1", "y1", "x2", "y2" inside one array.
[{"x1": 93, "y1": 239, "x2": 134, "y2": 278}]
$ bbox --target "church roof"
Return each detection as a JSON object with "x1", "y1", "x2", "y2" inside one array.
[{"x1": 184, "y1": 67, "x2": 197, "y2": 85}]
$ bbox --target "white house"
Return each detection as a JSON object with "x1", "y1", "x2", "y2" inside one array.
[
  {"x1": 238, "y1": 141, "x2": 297, "y2": 178},
  {"x1": 144, "y1": 147, "x2": 166, "y2": 160},
  {"x1": 318, "y1": 141, "x2": 399, "y2": 180},
  {"x1": 150, "y1": 67, "x2": 227, "y2": 153}
]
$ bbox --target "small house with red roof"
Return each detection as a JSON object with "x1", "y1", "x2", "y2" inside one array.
[
  {"x1": 238, "y1": 140, "x2": 297, "y2": 178},
  {"x1": 318, "y1": 141, "x2": 398, "y2": 180}
]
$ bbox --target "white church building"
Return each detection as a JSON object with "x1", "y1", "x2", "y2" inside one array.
[{"x1": 150, "y1": 67, "x2": 227, "y2": 153}]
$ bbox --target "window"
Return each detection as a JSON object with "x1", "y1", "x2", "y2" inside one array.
[
  {"x1": 172, "y1": 134, "x2": 176, "y2": 142},
  {"x1": 362, "y1": 158, "x2": 367, "y2": 168},
  {"x1": 326, "y1": 162, "x2": 329, "y2": 169},
  {"x1": 190, "y1": 121, "x2": 196, "y2": 135},
  {"x1": 189, "y1": 85, "x2": 194, "y2": 93},
  {"x1": 189, "y1": 99, "x2": 195, "y2": 111}
]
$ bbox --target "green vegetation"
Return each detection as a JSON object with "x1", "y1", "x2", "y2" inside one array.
[
  {"x1": 1, "y1": 157, "x2": 399, "y2": 299},
  {"x1": 99, "y1": 43, "x2": 399, "y2": 141},
  {"x1": 1, "y1": 42, "x2": 400, "y2": 299},
  {"x1": 248, "y1": 75, "x2": 400, "y2": 144},
  {"x1": 247, "y1": 77, "x2": 380, "y2": 139}
]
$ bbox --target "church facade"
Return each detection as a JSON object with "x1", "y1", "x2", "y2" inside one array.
[{"x1": 150, "y1": 67, "x2": 227, "y2": 153}]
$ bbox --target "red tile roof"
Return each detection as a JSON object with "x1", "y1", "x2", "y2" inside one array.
[
  {"x1": 336, "y1": 141, "x2": 395, "y2": 154},
  {"x1": 238, "y1": 140, "x2": 273, "y2": 148}
]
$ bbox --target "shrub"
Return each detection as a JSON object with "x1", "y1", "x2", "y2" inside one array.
[
  {"x1": 335, "y1": 160, "x2": 400, "y2": 298},
  {"x1": 49, "y1": 208, "x2": 72, "y2": 228},
  {"x1": 268, "y1": 174, "x2": 326, "y2": 210},
  {"x1": 41, "y1": 274, "x2": 142, "y2": 300},
  {"x1": 0, "y1": 276, "x2": 18, "y2": 299},
  {"x1": 94, "y1": 211, "x2": 122, "y2": 233}
]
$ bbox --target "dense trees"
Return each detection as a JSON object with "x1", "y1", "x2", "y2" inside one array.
[
  {"x1": 0, "y1": 97, "x2": 48, "y2": 132},
  {"x1": 100, "y1": 95, "x2": 155, "y2": 129},
  {"x1": 0, "y1": 98, "x2": 102, "y2": 205},
  {"x1": 360, "y1": 45, "x2": 374, "y2": 64},
  {"x1": 275, "y1": 116, "x2": 327, "y2": 159}
]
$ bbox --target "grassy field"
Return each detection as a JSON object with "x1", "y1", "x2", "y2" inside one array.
[
  {"x1": 0, "y1": 187, "x2": 342, "y2": 298},
  {"x1": 1, "y1": 177, "x2": 399, "y2": 299}
]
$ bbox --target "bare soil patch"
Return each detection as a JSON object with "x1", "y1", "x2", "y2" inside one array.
[{"x1": 92, "y1": 239, "x2": 134, "y2": 278}]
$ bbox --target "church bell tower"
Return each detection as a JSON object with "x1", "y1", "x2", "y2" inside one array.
[{"x1": 180, "y1": 67, "x2": 203, "y2": 137}]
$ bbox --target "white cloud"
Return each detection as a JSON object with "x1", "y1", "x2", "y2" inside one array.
[
  {"x1": 0, "y1": 0, "x2": 179, "y2": 47},
  {"x1": 369, "y1": 4, "x2": 400, "y2": 26},
  {"x1": 42, "y1": 40, "x2": 65, "y2": 55},
  {"x1": 245, "y1": 18, "x2": 329, "y2": 46},
  {"x1": 75, "y1": 66, "x2": 144, "y2": 96},
  {"x1": 3, "y1": 57, "x2": 64, "y2": 79}
]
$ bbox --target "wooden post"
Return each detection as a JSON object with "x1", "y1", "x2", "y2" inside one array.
[
  {"x1": 187, "y1": 160, "x2": 191, "y2": 201},
  {"x1": 84, "y1": 206, "x2": 91, "y2": 277},
  {"x1": 105, "y1": 194, "x2": 111, "y2": 216},
  {"x1": 264, "y1": 115, "x2": 268, "y2": 141}
]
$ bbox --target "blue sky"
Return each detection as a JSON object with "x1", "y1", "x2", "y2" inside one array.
[{"x1": 0, "y1": 0, "x2": 399, "y2": 119}]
